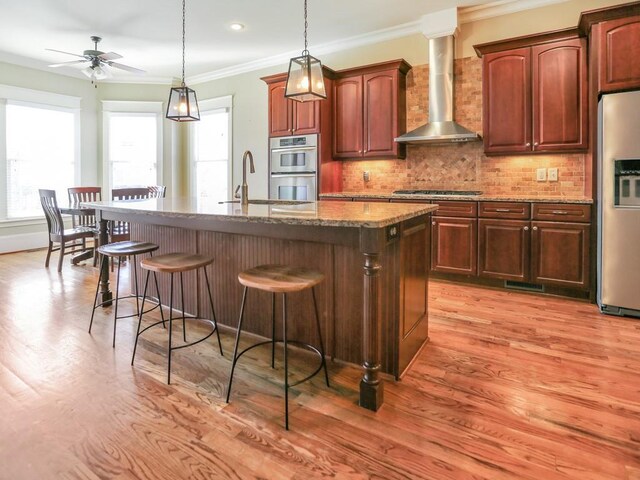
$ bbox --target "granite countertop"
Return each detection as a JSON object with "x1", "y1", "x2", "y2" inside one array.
[
  {"x1": 321, "y1": 192, "x2": 594, "y2": 204},
  {"x1": 85, "y1": 197, "x2": 438, "y2": 229}
]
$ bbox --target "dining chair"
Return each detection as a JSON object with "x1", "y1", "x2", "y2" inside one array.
[
  {"x1": 148, "y1": 185, "x2": 166, "y2": 198},
  {"x1": 39, "y1": 189, "x2": 95, "y2": 272},
  {"x1": 68, "y1": 186, "x2": 102, "y2": 266}
]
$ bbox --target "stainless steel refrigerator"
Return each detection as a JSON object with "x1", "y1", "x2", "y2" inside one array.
[{"x1": 598, "y1": 90, "x2": 640, "y2": 318}]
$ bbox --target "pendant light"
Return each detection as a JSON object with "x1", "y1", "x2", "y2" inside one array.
[
  {"x1": 166, "y1": 0, "x2": 200, "y2": 121},
  {"x1": 284, "y1": 0, "x2": 326, "y2": 102}
]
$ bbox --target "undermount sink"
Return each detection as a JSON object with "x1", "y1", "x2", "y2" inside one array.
[{"x1": 219, "y1": 199, "x2": 311, "y2": 205}]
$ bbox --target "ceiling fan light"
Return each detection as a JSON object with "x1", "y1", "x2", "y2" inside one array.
[
  {"x1": 166, "y1": 85, "x2": 200, "y2": 122},
  {"x1": 285, "y1": 53, "x2": 326, "y2": 102}
]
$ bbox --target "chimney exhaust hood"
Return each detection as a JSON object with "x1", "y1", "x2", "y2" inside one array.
[{"x1": 395, "y1": 11, "x2": 479, "y2": 145}]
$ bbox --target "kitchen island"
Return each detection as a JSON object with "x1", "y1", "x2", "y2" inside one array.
[{"x1": 89, "y1": 197, "x2": 437, "y2": 411}]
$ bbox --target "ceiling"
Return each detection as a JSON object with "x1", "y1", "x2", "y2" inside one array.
[{"x1": 0, "y1": 0, "x2": 562, "y2": 84}]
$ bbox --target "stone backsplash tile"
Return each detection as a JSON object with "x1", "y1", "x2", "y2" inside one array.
[{"x1": 342, "y1": 57, "x2": 587, "y2": 198}]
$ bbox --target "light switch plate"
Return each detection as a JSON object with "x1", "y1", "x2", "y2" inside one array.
[
  {"x1": 536, "y1": 168, "x2": 547, "y2": 181},
  {"x1": 548, "y1": 167, "x2": 558, "y2": 182}
]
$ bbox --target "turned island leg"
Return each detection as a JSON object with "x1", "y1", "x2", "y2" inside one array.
[
  {"x1": 360, "y1": 252, "x2": 384, "y2": 411},
  {"x1": 97, "y1": 215, "x2": 113, "y2": 306}
]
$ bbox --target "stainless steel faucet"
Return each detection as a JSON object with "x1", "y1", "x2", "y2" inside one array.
[{"x1": 235, "y1": 150, "x2": 255, "y2": 207}]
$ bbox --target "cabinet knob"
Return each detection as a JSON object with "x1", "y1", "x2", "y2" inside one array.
[
  {"x1": 432, "y1": 221, "x2": 436, "y2": 225},
  {"x1": 524, "y1": 226, "x2": 529, "y2": 231},
  {"x1": 534, "y1": 142, "x2": 539, "y2": 147},
  {"x1": 526, "y1": 142, "x2": 531, "y2": 147},
  {"x1": 532, "y1": 226, "x2": 538, "y2": 231},
  {"x1": 364, "y1": 149, "x2": 368, "y2": 154},
  {"x1": 359, "y1": 150, "x2": 363, "y2": 154}
]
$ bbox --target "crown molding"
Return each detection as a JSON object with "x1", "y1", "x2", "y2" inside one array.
[{"x1": 459, "y1": 0, "x2": 572, "y2": 24}]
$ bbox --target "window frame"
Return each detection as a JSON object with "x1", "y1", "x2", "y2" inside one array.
[
  {"x1": 102, "y1": 100, "x2": 163, "y2": 195},
  {"x1": 189, "y1": 95, "x2": 233, "y2": 200},
  {"x1": 0, "y1": 84, "x2": 81, "y2": 225}
]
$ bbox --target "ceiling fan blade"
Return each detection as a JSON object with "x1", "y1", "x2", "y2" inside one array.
[
  {"x1": 48, "y1": 59, "x2": 88, "y2": 68},
  {"x1": 45, "y1": 48, "x2": 86, "y2": 59},
  {"x1": 107, "y1": 62, "x2": 146, "y2": 75},
  {"x1": 98, "y1": 51, "x2": 122, "y2": 61}
]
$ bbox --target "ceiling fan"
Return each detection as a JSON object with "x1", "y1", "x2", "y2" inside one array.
[{"x1": 46, "y1": 36, "x2": 145, "y2": 83}]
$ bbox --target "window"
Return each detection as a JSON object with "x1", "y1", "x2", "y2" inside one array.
[
  {"x1": 103, "y1": 101, "x2": 163, "y2": 193},
  {"x1": 190, "y1": 96, "x2": 232, "y2": 200},
  {"x1": 0, "y1": 85, "x2": 80, "y2": 222}
]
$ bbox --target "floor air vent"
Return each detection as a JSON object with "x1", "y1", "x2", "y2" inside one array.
[{"x1": 504, "y1": 281, "x2": 544, "y2": 292}]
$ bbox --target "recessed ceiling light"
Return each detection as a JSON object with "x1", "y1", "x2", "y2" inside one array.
[{"x1": 229, "y1": 23, "x2": 245, "y2": 31}]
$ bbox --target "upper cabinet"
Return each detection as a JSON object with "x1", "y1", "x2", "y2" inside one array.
[
  {"x1": 596, "y1": 15, "x2": 640, "y2": 93},
  {"x1": 333, "y1": 60, "x2": 411, "y2": 160},
  {"x1": 265, "y1": 78, "x2": 322, "y2": 137},
  {"x1": 476, "y1": 31, "x2": 588, "y2": 155}
]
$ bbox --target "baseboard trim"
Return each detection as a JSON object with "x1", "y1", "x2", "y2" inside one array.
[{"x1": 0, "y1": 232, "x2": 49, "y2": 254}]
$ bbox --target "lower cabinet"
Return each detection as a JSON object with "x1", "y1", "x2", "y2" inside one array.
[
  {"x1": 478, "y1": 219, "x2": 530, "y2": 281},
  {"x1": 431, "y1": 217, "x2": 477, "y2": 275},
  {"x1": 530, "y1": 221, "x2": 590, "y2": 289}
]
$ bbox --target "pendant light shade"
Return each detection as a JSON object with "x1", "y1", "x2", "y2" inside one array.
[
  {"x1": 285, "y1": 0, "x2": 326, "y2": 102},
  {"x1": 166, "y1": 0, "x2": 200, "y2": 122}
]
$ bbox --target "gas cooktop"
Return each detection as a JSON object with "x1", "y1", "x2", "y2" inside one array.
[{"x1": 393, "y1": 189, "x2": 483, "y2": 196}]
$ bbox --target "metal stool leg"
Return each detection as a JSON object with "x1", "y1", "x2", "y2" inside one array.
[
  {"x1": 226, "y1": 286, "x2": 248, "y2": 403},
  {"x1": 112, "y1": 256, "x2": 123, "y2": 348},
  {"x1": 311, "y1": 287, "x2": 330, "y2": 387},
  {"x1": 131, "y1": 270, "x2": 151, "y2": 365},
  {"x1": 167, "y1": 273, "x2": 174, "y2": 384},
  {"x1": 271, "y1": 292, "x2": 276, "y2": 368},
  {"x1": 180, "y1": 272, "x2": 187, "y2": 343},
  {"x1": 89, "y1": 254, "x2": 107, "y2": 334},
  {"x1": 203, "y1": 267, "x2": 224, "y2": 356},
  {"x1": 282, "y1": 293, "x2": 289, "y2": 430}
]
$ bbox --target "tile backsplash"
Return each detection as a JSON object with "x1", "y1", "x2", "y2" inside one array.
[{"x1": 341, "y1": 58, "x2": 588, "y2": 198}]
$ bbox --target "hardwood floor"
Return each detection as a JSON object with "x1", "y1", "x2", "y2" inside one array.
[{"x1": 1, "y1": 249, "x2": 639, "y2": 479}]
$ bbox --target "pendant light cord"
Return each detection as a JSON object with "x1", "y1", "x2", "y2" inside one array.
[
  {"x1": 181, "y1": 0, "x2": 186, "y2": 86},
  {"x1": 302, "y1": 0, "x2": 309, "y2": 55}
]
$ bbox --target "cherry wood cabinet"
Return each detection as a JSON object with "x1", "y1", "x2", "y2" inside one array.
[
  {"x1": 333, "y1": 60, "x2": 410, "y2": 160},
  {"x1": 531, "y1": 221, "x2": 590, "y2": 289},
  {"x1": 431, "y1": 217, "x2": 477, "y2": 276},
  {"x1": 477, "y1": 33, "x2": 588, "y2": 154},
  {"x1": 478, "y1": 219, "x2": 530, "y2": 281},
  {"x1": 596, "y1": 15, "x2": 640, "y2": 92},
  {"x1": 266, "y1": 79, "x2": 321, "y2": 137}
]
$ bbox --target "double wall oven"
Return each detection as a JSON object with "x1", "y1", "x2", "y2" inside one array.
[{"x1": 269, "y1": 134, "x2": 317, "y2": 201}]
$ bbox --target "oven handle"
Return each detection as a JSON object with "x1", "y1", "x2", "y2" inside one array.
[
  {"x1": 271, "y1": 146, "x2": 317, "y2": 153},
  {"x1": 270, "y1": 172, "x2": 317, "y2": 177}
]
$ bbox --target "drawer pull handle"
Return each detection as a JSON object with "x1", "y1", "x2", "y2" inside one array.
[
  {"x1": 551, "y1": 210, "x2": 569, "y2": 215},
  {"x1": 495, "y1": 208, "x2": 511, "y2": 212}
]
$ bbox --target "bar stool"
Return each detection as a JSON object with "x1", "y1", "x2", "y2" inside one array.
[
  {"x1": 89, "y1": 241, "x2": 165, "y2": 347},
  {"x1": 226, "y1": 264, "x2": 330, "y2": 430},
  {"x1": 131, "y1": 253, "x2": 224, "y2": 384}
]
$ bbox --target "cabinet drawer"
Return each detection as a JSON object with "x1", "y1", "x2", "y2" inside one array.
[
  {"x1": 479, "y1": 202, "x2": 530, "y2": 219},
  {"x1": 532, "y1": 203, "x2": 591, "y2": 222},
  {"x1": 432, "y1": 201, "x2": 477, "y2": 218}
]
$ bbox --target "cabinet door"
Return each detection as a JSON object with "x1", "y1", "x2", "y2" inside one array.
[
  {"x1": 483, "y1": 48, "x2": 532, "y2": 154},
  {"x1": 363, "y1": 70, "x2": 398, "y2": 158},
  {"x1": 598, "y1": 16, "x2": 640, "y2": 93},
  {"x1": 530, "y1": 221, "x2": 590, "y2": 289},
  {"x1": 532, "y1": 38, "x2": 588, "y2": 152},
  {"x1": 293, "y1": 100, "x2": 320, "y2": 135},
  {"x1": 478, "y1": 219, "x2": 530, "y2": 281},
  {"x1": 431, "y1": 217, "x2": 477, "y2": 276},
  {"x1": 268, "y1": 81, "x2": 293, "y2": 137},
  {"x1": 333, "y1": 76, "x2": 364, "y2": 159}
]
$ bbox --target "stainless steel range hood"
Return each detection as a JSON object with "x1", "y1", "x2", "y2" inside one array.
[{"x1": 395, "y1": 35, "x2": 479, "y2": 145}]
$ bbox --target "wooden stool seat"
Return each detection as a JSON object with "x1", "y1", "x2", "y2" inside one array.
[
  {"x1": 98, "y1": 241, "x2": 159, "y2": 257},
  {"x1": 238, "y1": 264, "x2": 324, "y2": 293},
  {"x1": 140, "y1": 253, "x2": 214, "y2": 273}
]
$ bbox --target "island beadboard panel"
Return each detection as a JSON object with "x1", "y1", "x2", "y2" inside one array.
[{"x1": 341, "y1": 58, "x2": 588, "y2": 198}]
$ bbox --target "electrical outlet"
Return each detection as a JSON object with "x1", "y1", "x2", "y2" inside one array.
[
  {"x1": 363, "y1": 171, "x2": 370, "y2": 182},
  {"x1": 536, "y1": 168, "x2": 547, "y2": 181},
  {"x1": 548, "y1": 167, "x2": 558, "y2": 182}
]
